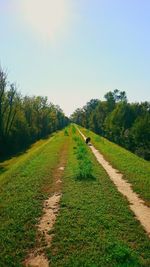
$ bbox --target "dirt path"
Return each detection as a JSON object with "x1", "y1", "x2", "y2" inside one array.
[
  {"x1": 24, "y1": 143, "x2": 68, "y2": 267},
  {"x1": 77, "y1": 128, "x2": 150, "y2": 237}
]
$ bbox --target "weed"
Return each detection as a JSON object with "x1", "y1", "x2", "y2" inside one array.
[
  {"x1": 64, "y1": 129, "x2": 69, "y2": 136},
  {"x1": 73, "y1": 135, "x2": 94, "y2": 180},
  {"x1": 72, "y1": 125, "x2": 77, "y2": 134},
  {"x1": 77, "y1": 158, "x2": 94, "y2": 180},
  {"x1": 109, "y1": 243, "x2": 139, "y2": 266}
]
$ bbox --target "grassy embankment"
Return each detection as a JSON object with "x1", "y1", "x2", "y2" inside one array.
[
  {"x1": 47, "y1": 126, "x2": 150, "y2": 267},
  {"x1": 0, "y1": 137, "x2": 54, "y2": 178},
  {"x1": 0, "y1": 130, "x2": 70, "y2": 267},
  {"x1": 1, "y1": 125, "x2": 150, "y2": 267},
  {"x1": 79, "y1": 126, "x2": 150, "y2": 206}
]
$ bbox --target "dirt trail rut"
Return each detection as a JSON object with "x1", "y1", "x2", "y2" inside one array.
[
  {"x1": 77, "y1": 128, "x2": 150, "y2": 237},
  {"x1": 24, "y1": 144, "x2": 68, "y2": 267},
  {"x1": 24, "y1": 194, "x2": 61, "y2": 267}
]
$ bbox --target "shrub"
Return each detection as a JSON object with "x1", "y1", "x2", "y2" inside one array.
[
  {"x1": 64, "y1": 129, "x2": 69, "y2": 136},
  {"x1": 77, "y1": 158, "x2": 93, "y2": 179},
  {"x1": 72, "y1": 125, "x2": 76, "y2": 134},
  {"x1": 74, "y1": 136, "x2": 94, "y2": 180}
]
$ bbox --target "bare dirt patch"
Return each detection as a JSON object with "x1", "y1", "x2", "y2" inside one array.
[
  {"x1": 77, "y1": 128, "x2": 150, "y2": 238},
  {"x1": 24, "y1": 254, "x2": 49, "y2": 267},
  {"x1": 39, "y1": 193, "x2": 62, "y2": 246},
  {"x1": 24, "y1": 142, "x2": 69, "y2": 267},
  {"x1": 24, "y1": 193, "x2": 61, "y2": 267}
]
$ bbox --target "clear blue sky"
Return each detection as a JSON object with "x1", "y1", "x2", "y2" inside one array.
[{"x1": 0, "y1": 0, "x2": 150, "y2": 115}]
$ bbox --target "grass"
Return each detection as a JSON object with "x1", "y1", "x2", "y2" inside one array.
[
  {"x1": 64, "y1": 128, "x2": 69, "y2": 136},
  {"x1": 47, "y1": 127, "x2": 150, "y2": 267},
  {"x1": 1, "y1": 125, "x2": 150, "y2": 266},
  {"x1": 0, "y1": 136, "x2": 54, "y2": 180},
  {"x1": 79, "y1": 126, "x2": 150, "y2": 205},
  {"x1": 73, "y1": 136, "x2": 93, "y2": 180},
  {"x1": 0, "y1": 130, "x2": 69, "y2": 267}
]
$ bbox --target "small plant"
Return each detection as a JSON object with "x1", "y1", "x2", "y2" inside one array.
[
  {"x1": 75, "y1": 145, "x2": 86, "y2": 160},
  {"x1": 64, "y1": 129, "x2": 69, "y2": 136},
  {"x1": 77, "y1": 158, "x2": 93, "y2": 179},
  {"x1": 72, "y1": 125, "x2": 76, "y2": 134},
  {"x1": 73, "y1": 136, "x2": 79, "y2": 142},
  {"x1": 110, "y1": 243, "x2": 139, "y2": 266},
  {"x1": 74, "y1": 136, "x2": 94, "y2": 180}
]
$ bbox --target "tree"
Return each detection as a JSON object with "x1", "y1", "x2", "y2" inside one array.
[
  {"x1": 104, "y1": 89, "x2": 127, "y2": 112},
  {"x1": 0, "y1": 68, "x2": 7, "y2": 141},
  {"x1": 3, "y1": 84, "x2": 19, "y2": 138},
  {"x1": 0, "y1": 67, "x2": 69, "y2": 157},
  {"x1": 131, "y1": 114, "x2": 150, "y2": 159},
  {"x1": 104, "y1": 102, "x2": 136, "y2": 145}
]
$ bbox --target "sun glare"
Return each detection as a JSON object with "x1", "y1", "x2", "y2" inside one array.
[{"x1": 18, "y1": 0, "x2": 70, "y2": 41}]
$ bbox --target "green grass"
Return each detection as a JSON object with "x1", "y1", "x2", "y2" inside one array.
[
  {"x1": 73, "y1": 136, "x2": 93, "y2": 180},
  {"x1": 0, "y1": 130, "x2": 69, "y2": 267},
  {"x1": 0, "y1": 136, "x2": 54, "y2": 180},
  {"x1": 79, "y1": 126, "x2": 150, "y2": 205},
  {"x1": 1, "y1": 125, "x2": 150, "y2": 267},
  {"x1": 64, "y1": 129, "x2": 69, "y2": 136},
  {"x1": 47, "y1": 128, "x2": 150, "y2": 267}
]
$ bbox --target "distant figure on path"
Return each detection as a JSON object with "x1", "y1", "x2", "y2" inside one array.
[{"x1": 85, "y1": 137, "x2": 91, "y2": 145}]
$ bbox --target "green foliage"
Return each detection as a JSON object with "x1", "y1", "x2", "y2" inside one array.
[
  {"x1": 74, "y1": 136, "x2": 93, "y2": 179},
  {"x1": 131, "y1": 114, "x2": 150, "y2": 159},
  {"x1": 104, "y1": 102, "x2": 136, "y2": 145},
  {"x1": 78, "y1": 157, "x2": 93, "y2": 179},
  {"x1": 109, "y1": 243, "x2": 139, "y2": 265},
  {"x1": 104, "y1": 89, "x2": 127, "y2": 112},
  {"x1": 71, "y1": 90, "x2": 150, "y2": 160},
  {"x1": 0, "y1": 67, "x2": 69, "y2": 157},
  {"x1": 72, "y1": 124, "x2": 77, "y2": 134},
  {"x1": 64, "y1": 129, "x2": 69, "y2": 136}
]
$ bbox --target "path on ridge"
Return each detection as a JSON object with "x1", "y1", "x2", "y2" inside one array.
[
  {"x1": 77, "y1": 127, "x2": 150, "y2": 237},
  {"x1": 24, "y1": 142, "x2": 69, "y2": 267}
]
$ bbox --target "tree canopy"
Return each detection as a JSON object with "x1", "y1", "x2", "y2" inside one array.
[
  {"x1": 0, "y1": 68, "x2": 69, "y2": 156},
  {"x1": 71, "y1": 90, "x2": 150, "y2": 160}
]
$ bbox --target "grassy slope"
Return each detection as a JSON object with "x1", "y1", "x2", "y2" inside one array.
[
  {"x1": 48, "y1": 127, "x2": 150, "y2": 267},
  {"x1": 79, "y1": 126, "x2": 150, "y2": 205},
  {"x1": 0, "y1": 136, "x2": 54, "y2": 178},
  {"x1": 0, "y1": 130, "x2": 68, "y2": 267}
]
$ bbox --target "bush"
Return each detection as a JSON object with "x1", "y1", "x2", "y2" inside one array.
[
  {"x1": 72, "y1": 125, "x2": 76, "y2": 134},
  {"x1": 64, "y1": 129, "x2": 69, "y2": 136},
  {"x1": 74, "y1": 136, "x2": 94, "y2": 180},
  {"x1": 77, "y1": 158, "x2": 93, "y2": 179}
]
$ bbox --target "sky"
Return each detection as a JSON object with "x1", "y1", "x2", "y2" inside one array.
[{"x1": 0, "y1": 0, "x2": 150, "y2": 116}]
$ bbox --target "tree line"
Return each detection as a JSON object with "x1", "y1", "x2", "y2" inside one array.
[
  {"x1": 71, "y1": 90, "x2": 150, "y2": 160},
  {"x1": 0, "y1": 68, "x2": 69, "y2": 157}
]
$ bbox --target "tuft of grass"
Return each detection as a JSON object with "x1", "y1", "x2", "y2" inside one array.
[
  {"x1": 64, "y1": 128, "x2": 69, "y2": 136},
  {"x1": 80, "y1": 126, "x2": 150, "y2": 205},
  {"x1": 72, "y1": 124, "x2": 77, "y2": 134},
  {"x1": 74, "y1": 136, "x2": 94, "y2": 180},
  {"x1": 77, "y1": 158, "x2": 94, "y2": 180}
]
